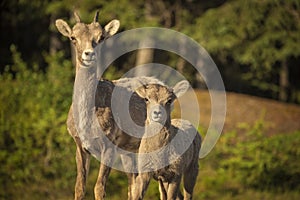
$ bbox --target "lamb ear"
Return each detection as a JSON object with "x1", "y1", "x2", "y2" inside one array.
[
  {"x1": 135, "y1": 86, "x2": 147, "y2": 98},
  {"x1": 104, "y1": 19, "x2": 120, "y2": 37},
  {"x1": 93, "y1": 10, "x2": 99, "y2": 23},
  {"x1": 55, "y1": 19, "x2": 72, "y2": 37},
  {"x1": 173, "y1": 80, "x2": 189, "y2": 98}
]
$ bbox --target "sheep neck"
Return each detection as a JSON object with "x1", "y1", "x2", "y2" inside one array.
[{"x1": 72, "y1": 64, "x2": 99, "y2": 148}]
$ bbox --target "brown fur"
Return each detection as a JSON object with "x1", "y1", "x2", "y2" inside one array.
[
  {"x1": 56, "y1": 12, "x2": 162, "y2": 200},
  {"x1": 56, "y1": 13, "x2": 168, "y2": 200},
  {"x1": 56, "y1": 12, "x2": 121, "y2": 200},
  {"x1": 132, "y1": 83, "x2": 201, "y2": 200}
]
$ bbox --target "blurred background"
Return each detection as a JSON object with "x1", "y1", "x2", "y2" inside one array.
[{"x1": 0, "y1": 0, "x2": 299, "y2": 199}]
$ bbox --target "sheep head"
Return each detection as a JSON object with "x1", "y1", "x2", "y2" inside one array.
[{"x1": 55, "y1": 11, "x2": 120, "y2": 67}]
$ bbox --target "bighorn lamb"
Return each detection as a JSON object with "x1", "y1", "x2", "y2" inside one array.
[
  {"x1": 132, "y1": 81, "x2": 202, "y2": 200},
  {"x1": 55, "y1": 12, "x2": 162, "y2": 200}
]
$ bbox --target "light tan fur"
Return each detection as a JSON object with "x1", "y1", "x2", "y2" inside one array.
[
  {"x1": 132, "y1": 82, "x2": 201, "y2": 200},
  {"x1": 56, "y1": 12, "x2": 162, "y2": 200}
]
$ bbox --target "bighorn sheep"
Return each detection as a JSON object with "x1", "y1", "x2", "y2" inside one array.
[
  {"x1": 132, "y1": 82, "x2": 202, "y2": 200},
  {"x1": 55, "y1": 12, "x2": 163, "y2": 200}
]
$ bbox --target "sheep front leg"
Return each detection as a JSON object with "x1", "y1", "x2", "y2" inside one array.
[
  {"x1": 94, "y1": 147, "x2": 115, "y2": 200},
  {"x1": 132, "y1": 173, "x2": 151, "y2": 200},
  {"x1": 126, "y1": 173, "x2": 137, "y2": 200},
  {"x1": 94, "y1": 163, "x2": 111, "y2": 200},
  {"x1": 74, "y1": 143, "x2": 91, "y2": 200}
]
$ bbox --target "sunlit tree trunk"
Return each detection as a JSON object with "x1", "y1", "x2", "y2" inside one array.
[
  {"x1": 134, "y1": 1, "x2": 154, "y2": 77},
  {"x1": 279, "y1": 60, "x2": 289, "y2": 101},
  {"x1": 134, "y1": 40, "x2": 154, "y2": 76}
]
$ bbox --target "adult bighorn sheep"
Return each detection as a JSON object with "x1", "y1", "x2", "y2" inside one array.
[
  {"x1": 55, "y1": 12, "x2": 163, "y2": 200},
  {"x1": 132, "y1": 82, "x2": 202, "y2": 200}
]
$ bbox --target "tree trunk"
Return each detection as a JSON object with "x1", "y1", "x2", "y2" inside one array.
[
  {"x1": 134, "y1": 0, "x2": 155, "y2": 77},
  {"x1": 279, "y1": 60, "x2": 289, "y2": 101},
  {"x1": 134, "y1": 39, "x2": 154, "y2": 76}
]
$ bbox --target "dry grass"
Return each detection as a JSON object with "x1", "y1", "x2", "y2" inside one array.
[{"x1": 173, "y1": 89, "x2": 300, "y2": 135}]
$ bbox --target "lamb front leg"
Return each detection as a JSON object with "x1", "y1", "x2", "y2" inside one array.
[
  {"x1": 120, "y1": 154, "x2": 138, "y2": 200},
  {"x1": 166, "y1": 176, "x2": 182, "y2": 200},
  {"x1": 160, "y1": 181, "x2": 183, "y2": 200},
  {"x1": 158, "y1": 179, "x2": 168, "y2": 200}
]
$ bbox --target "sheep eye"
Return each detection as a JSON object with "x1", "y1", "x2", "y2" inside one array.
[
  {"x1": 144, "y1": 98, "x2": 149, "y2": 103},
  {"x1": 70, "y1": 36, "x2": 76, "y2": 42}
]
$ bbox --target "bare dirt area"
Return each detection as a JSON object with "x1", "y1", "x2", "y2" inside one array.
[{"x1": 173, "y1": 89, "x2": 300, "y2": 135}]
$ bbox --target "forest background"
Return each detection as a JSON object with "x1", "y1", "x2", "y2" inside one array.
[{"x1": 0, "y1": 0, "x2": 300, "y2": 199}]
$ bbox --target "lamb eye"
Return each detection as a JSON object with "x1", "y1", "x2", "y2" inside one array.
[
  {"x1": 92, "y1": 40, "x2": 98, "y2": 47},
  {"x1": 166, "y1": 99, "x2": 172, "y2": 105},
  {"x1": 144, "y1": 98, "x2": 149, "y2": 103},
  {"x1": 100, "y1": 35, "x2": 105, "y2": 41}
]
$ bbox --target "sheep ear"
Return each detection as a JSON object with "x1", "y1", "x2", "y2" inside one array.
[
  {"x1": 104, "y1": 19, "x2": 120, "y2": 37},
  {"x1": 135, "y1": 86, "x2": 147, "y2": 98},
  {"x1": 74, "y1": 12, "x2": 81, "y2": 23},
  {"x1": 55, "y1": 19, "x2": 72, "y2": 37},
  {"x1": 173, "y1": 80, "x2": 189, "y2": 98}
]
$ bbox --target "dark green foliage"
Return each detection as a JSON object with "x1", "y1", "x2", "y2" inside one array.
[
  {"x1": 1, "y1": 0, "x2": 300, "y2": 103},
  {"x1": 0, "y1": 46, "x2": 75, "y2": 198},
  {"x1": 1, "y1": 0, "x2": 300, "y2": 199},
  {"x1": 204, "y1": 118, "x2": 300, "y2": 194},
  {"x1": 0, "y1": 47, "x2": 299, "y2": 199},
  {"x1": 191, "y1": 0, "x2": 300, "y2": 102}
]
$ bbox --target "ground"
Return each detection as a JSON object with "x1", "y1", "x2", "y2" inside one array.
[{"x1": 173, "y1": 89, "x2": 300, "y2": 136}]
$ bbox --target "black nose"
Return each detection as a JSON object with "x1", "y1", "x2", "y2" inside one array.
[
  {"x1": 154, "y1": 110, "x2": 161, "y2": 115},
  {"x1": 85, "y1": 51, "x2": 95, "y2": 56}
]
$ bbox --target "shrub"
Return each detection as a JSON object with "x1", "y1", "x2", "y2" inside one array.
[
  {"x1": 0, "y1": 46, "x2": 75, "y2": 198},
  {"x1": 213, "y1": 117, "x2": 300, "y2": 192}
]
